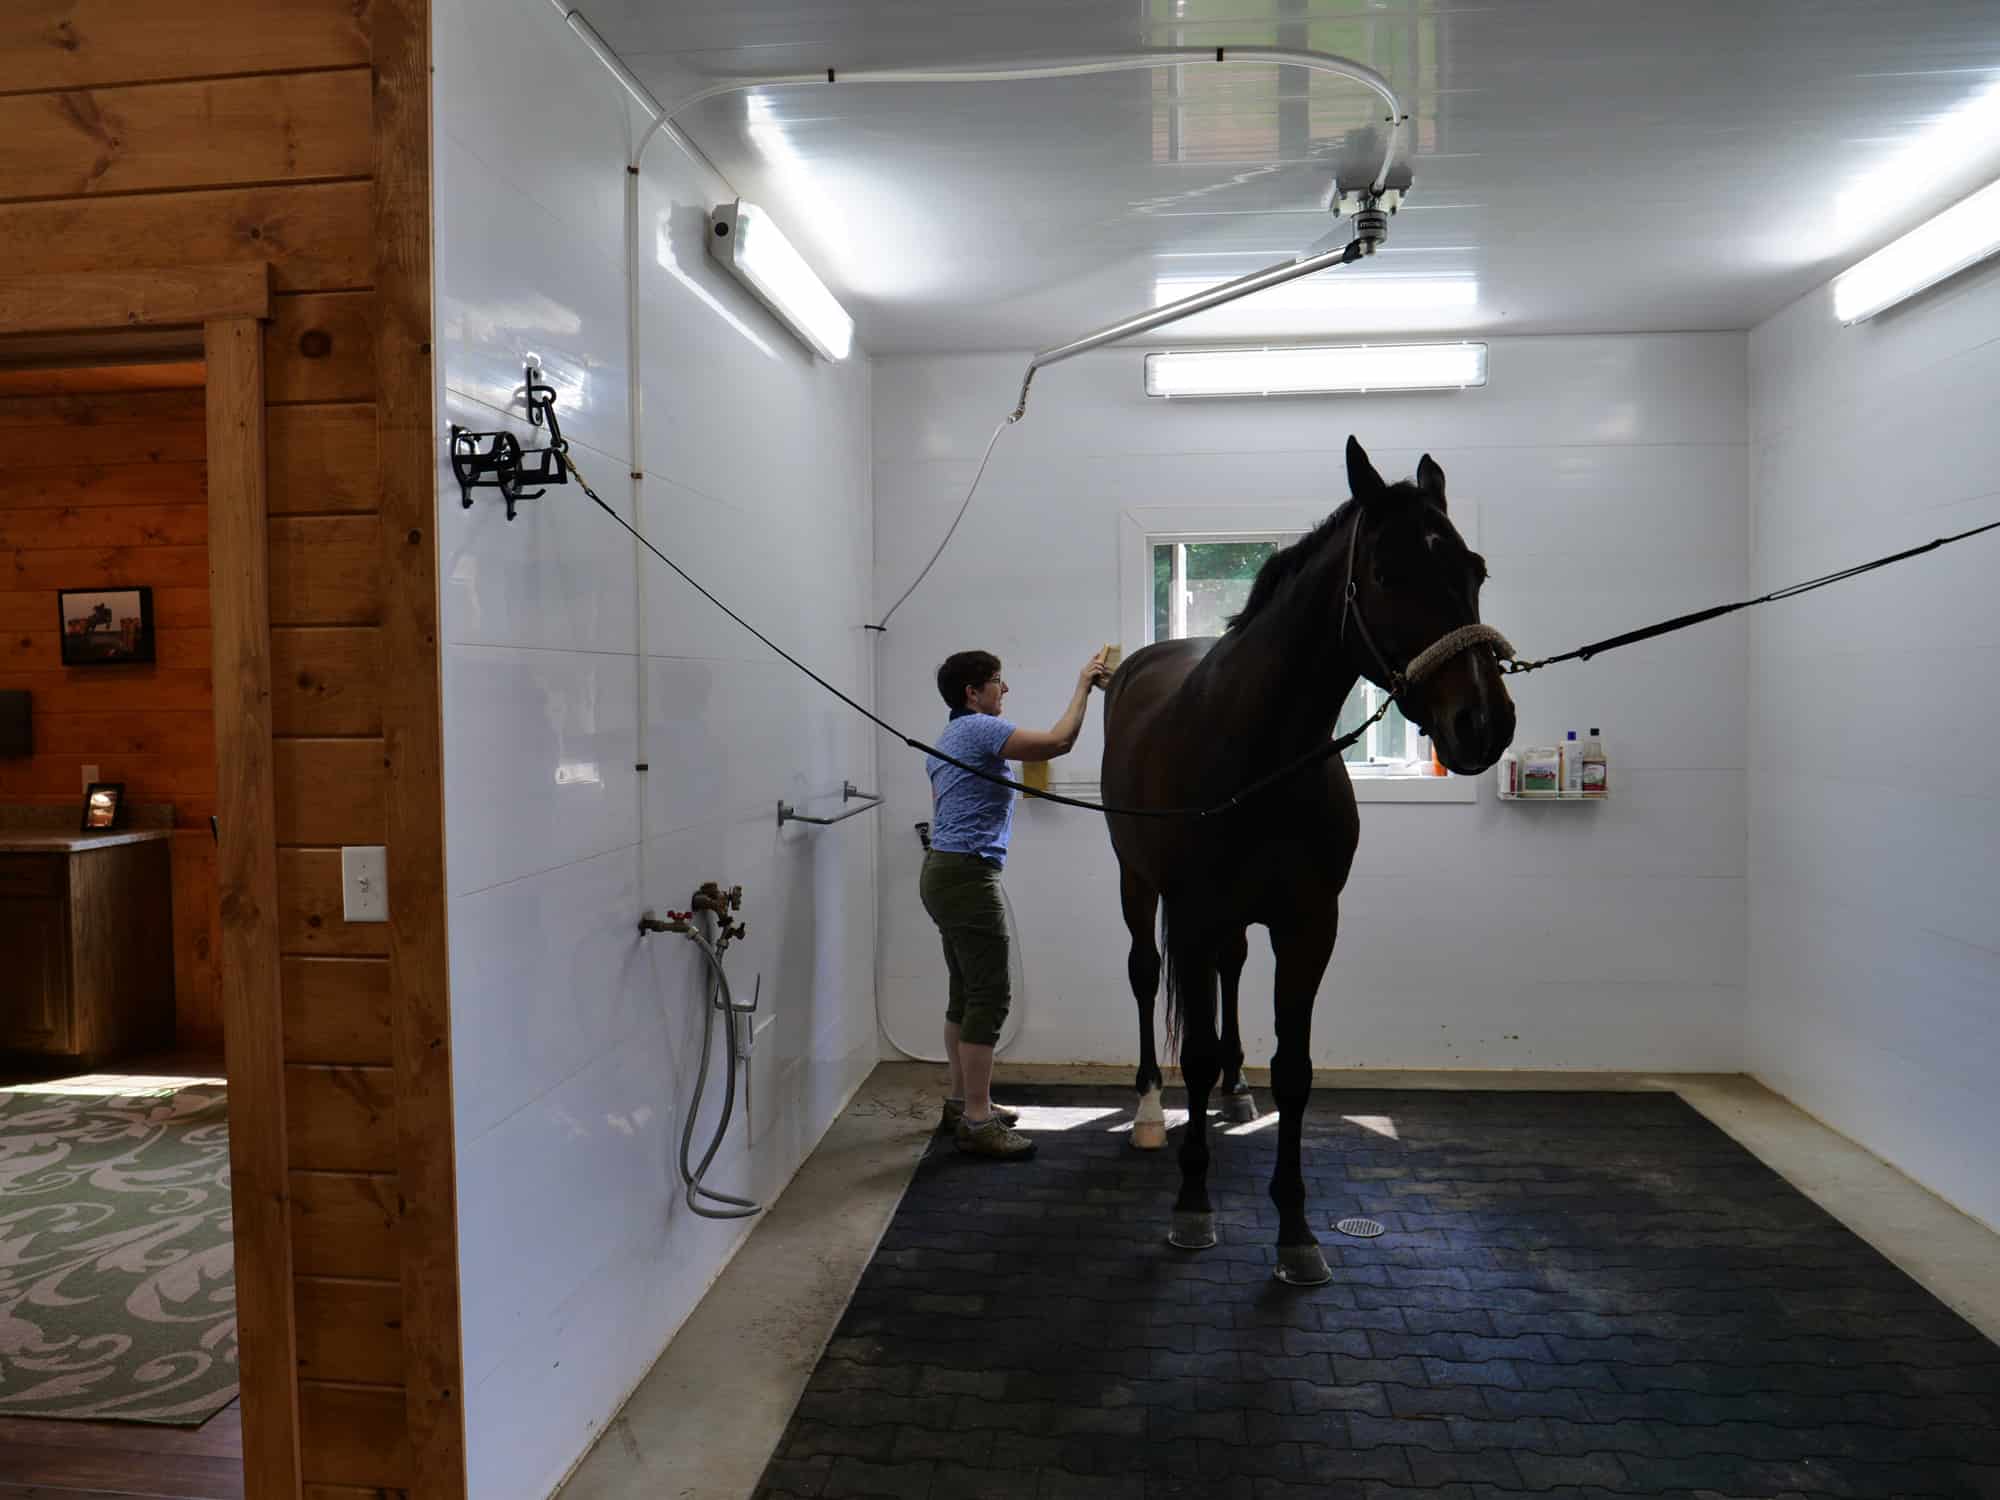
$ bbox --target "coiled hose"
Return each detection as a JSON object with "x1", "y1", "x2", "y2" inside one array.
[{"x1": 676, "y1": 911, "x2": 763, "y2": 1220}]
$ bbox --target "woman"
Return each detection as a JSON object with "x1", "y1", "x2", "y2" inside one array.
[{"x1": 922, "y1": 647, "x2": 1110, "y2": 1159}]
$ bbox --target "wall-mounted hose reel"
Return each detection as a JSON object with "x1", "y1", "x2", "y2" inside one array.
[{"x1": 449, "y1": 363, "x2": 571, "y2": 521}]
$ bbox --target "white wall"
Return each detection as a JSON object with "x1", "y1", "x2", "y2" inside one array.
[
  {"x1": 873, "y1": 336, "x2": 1748, "y2": 1072},
  {"x1": 434, "y1": 3, "x2": 880, "y2": 1494},
  {"x1": 1747, "y1": 263, "x2": 2000, "y2": 1233}
]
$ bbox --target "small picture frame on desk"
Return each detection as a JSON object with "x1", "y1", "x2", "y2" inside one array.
[
  {"x1": 82, "y1": 782, "x2": 125, "y2": 832},
  {"x1": 57, "y1": 587, "x2": 155, "y2": 667}
]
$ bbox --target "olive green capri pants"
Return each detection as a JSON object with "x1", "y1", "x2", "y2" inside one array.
[{"x1": 918, "y1": 850, "x2": 1011, "y2": 1047}]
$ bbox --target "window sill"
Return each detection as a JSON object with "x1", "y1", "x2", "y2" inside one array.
[
  {"x1": 1351, "y1": 772, "x2": 1477, "y2": 803},
  {"x1": 1037, "y1": 773, "x2": 1478, "y2": 806}
]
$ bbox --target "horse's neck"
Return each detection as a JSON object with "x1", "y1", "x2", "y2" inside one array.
[{"x1": 1194, "y1": 539, "x2": 1365, "y2": 759}]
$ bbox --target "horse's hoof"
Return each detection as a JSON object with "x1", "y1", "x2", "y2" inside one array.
[
  {"x1": 1131, "y1": 1120, "x2": 1168, "y2": 1150},
  {"x1": 1273, "y1": 1244, "x2": 1331, "y2": 1286},
  {"x1": 1168, "y1": 1211, "x2": 1217, "y2": 1250},
  {"x1": 1221, "y1": 1085, "x2": 1259, "y2": 1124}
]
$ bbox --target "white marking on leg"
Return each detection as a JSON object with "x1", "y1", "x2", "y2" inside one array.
[{"x1": 1131, "y1": 1085, "x2": 1167, "y2": 1149}]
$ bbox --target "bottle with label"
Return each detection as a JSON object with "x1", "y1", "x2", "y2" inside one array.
[
  {"x1": 1582, "y1": 728, "x2": 1608, "y2": 798},
  {"x1": 1521, "y1": 745, "x2": 1560, "y2": 796},
  {"x1": 1497, "y1": 749, "x2": 1520, "y2": 798},
  {"x1": 1559, "y1": 730, "x2": 1583, "y2": 797}
]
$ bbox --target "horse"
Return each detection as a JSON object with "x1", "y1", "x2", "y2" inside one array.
[{"x1": 1099, "y1": 436, "x2": 1516, "y2": 1285}]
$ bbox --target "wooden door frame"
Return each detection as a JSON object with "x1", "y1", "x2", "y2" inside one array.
[{"x1": 0, "y1": 262, "x2": 302, "y2": 1496}]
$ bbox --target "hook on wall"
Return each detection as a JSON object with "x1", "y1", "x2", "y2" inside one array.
[{"x1": 448, "y1": 363, "x2": 571, "y2": 521}]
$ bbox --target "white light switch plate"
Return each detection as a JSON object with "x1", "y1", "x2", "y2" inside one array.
[{"x1": 341, "y1": 845, "x2": 389, "y2": 923}]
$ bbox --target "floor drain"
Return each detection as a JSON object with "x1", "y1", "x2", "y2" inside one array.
[{"x1": 1333, "y1": 1216, "x2": 1385, "y2": 1238}]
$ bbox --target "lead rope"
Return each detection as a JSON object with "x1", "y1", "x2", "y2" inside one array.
[
  {"x1": 1500, "y1": 518, "x2": 2000, "y2": 675},
  {"x1": 554, "y1": 447, "x2": 1996, "y2": 818},
  {"x1": 559, "y1": 448, "x2": 1429, "y2": 819}
]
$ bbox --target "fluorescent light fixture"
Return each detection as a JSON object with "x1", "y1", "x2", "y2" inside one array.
[
  {"x1": 1832, "y1": 175, "x2": 2000, "y2": 323},
  {"x1": 1145, "y1": 342, "x2": 1488, "y2": 398},
  {"x1": 707, "y1": 200, "x2": 854, "y2": 360}
]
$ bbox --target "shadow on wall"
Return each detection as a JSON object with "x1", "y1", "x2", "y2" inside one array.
[{"x1": 652, "y1": 199, "x2": 780, "y2": 360}]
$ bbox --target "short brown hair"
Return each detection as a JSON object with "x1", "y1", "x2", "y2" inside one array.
[{"x1": 936, "y1": 650, "x2": 1000, "y2": 710}]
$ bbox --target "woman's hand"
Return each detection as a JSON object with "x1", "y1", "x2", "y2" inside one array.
[{"x1": 1078, "y1": 648, "x2": 1112, "y2": 692}]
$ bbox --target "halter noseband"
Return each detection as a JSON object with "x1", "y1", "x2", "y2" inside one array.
[{"x1": 1338, "y1": 506, "x2": 1514, "y2": 709}]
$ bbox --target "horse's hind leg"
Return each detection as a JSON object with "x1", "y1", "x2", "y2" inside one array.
[
  {"x1": 1217, "y1": 927, "x2": 1258, "y2": 1124},
  {"x1": 1268, "y1": 917, "x2": 1337, "y2": 1286},
  {"x1": 1168, "y1": 937, "x2": 1221, "y2": 1250},
  {"x1": 1120, "y1": 866, "x2": 1168, "y2": 1150}
]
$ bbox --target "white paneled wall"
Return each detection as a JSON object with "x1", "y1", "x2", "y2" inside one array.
[
  {"x1": 1747, "y1": 261, "x2": 2000, "y2": 1233},
  {"x1": 434, "y1": 2, "x2": 878, "y2": 1495},
  {"x1": 872, "y1": 336, "x2": 1748, "y2": 1071}
]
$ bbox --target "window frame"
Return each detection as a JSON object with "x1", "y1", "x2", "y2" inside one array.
[{"x1": 1105, "y1": 502, "x2": 1478, "y2": 805}]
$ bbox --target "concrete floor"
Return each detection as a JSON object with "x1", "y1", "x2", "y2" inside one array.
[{"x1": 554, "y1": 1062, "x2": 2000, "y2": 1500}]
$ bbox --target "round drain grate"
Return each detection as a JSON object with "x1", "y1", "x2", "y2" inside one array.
[{"x1": 1333, "y1": 1216, "x2": 1385, "y2": 1238}]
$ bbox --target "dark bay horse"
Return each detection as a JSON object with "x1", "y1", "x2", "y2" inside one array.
[{"x1": 1100, "y1": 436, "x2": 1515, "y2": 1285}]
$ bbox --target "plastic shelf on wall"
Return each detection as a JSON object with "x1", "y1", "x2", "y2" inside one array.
[{"x1": 1496, "y1": 793, "x2": 1607, "y2": 802}]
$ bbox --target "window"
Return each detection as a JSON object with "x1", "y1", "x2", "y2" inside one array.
[{"x1": 1148, "y1": 535, "x2": 1429, "y2": 774}]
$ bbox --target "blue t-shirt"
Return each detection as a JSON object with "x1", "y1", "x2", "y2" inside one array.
[{"x1": 925, "y1": 713, "x2": 1018, "y2": 866}]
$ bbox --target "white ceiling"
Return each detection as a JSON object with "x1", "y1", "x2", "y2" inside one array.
[{"x1": 582, "y1": 0, "x2": 2000, "y2": 355}]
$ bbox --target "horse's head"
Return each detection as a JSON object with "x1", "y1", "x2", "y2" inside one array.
[{"x1": 1342, "y1": 436, "x2": 1515, "y2": 774}]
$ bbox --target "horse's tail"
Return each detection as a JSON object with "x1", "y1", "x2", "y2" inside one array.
[{"x1": 1157, "y1": 897, "x2": 1213, "y2": 1065}]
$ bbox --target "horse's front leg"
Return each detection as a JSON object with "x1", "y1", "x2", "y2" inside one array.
[
  {"x1": 1268, "y1": 916, "x2": 1337, "y2": 1285},
  {"x1": 1216, "y1": 926, "x2": 1258, "y2": 1123}
]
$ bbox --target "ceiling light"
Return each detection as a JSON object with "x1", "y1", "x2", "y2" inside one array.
[
  {"x1": 706, "y1": 200, "x2": 854, "y2": 360},
  {"x1": 1832, "y1": 176, "x2": 2000, "y2": 324},
  {"x1": 1144, "y1": 343, "x2": 1488, "y2": 398}
]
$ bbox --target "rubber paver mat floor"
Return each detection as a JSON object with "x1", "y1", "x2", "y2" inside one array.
[{"x1": 755, "y1": 1086, "x2": 2000, "y2": 1500}]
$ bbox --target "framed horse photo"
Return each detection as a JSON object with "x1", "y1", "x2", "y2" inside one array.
[{"x1": 56, "y1": 587, "x2": 155, "y2": 667}]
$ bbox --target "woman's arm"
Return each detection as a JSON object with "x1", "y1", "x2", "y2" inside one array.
[{"x1": 1002, "y1": 651, "x2": 1110, "y2": 762}]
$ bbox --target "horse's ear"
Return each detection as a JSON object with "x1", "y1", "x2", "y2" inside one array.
[
  {"x1": 1346, "y1": 436, "x2": 1389, "y2": 506},
  {"x1": 1416, "y1": 453, "x2": 1448, "y2": 509}
]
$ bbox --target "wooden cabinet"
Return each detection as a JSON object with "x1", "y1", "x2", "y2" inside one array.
[{"x1": 0, "y1": 836, "x2": 175, "y2": 1067}]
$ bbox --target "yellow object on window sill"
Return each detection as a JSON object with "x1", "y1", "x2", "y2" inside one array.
[{"x1": 1020, "y1": 759, "x2": 1050, "y2": 792}]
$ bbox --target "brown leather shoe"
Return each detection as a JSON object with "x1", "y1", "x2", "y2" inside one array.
[
  {"x1": 937, "y1": 1099, "x2": 1020, "y2": 1135},
  {"x1": 953, "y1": 1115, "x2": 1036, "y2": 1160}
]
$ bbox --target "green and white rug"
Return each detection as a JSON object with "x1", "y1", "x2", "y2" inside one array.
[{"x1": 0, "y1": 1074, "x2": 236, "y2": 1425}]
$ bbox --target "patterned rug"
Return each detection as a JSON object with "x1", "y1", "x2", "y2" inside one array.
[{"x1": 0, "y1": 1074, "x2": 236, "y2": 1425}]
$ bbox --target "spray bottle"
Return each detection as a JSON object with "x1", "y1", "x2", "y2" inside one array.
[{"x1": 1582, "y1": 728, "x2": 1608, "y2": 798}]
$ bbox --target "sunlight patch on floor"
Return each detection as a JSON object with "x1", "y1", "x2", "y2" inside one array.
[
  {"x1": 6, "y1": 1073, "x2": 226, "y2": 1098},
  {"x1": 1010, "y1": 1105, "x2": 1124, "y2": 1132},
  {"x1": 1224, "y1": 1111, "x2": 1282, "y2": 1135}
]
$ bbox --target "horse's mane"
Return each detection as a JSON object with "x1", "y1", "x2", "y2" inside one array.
[{"x1": 1225, "y1": 498, "x2": 1360, "y2": 632}]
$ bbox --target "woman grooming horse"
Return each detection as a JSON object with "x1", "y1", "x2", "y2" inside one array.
[{"x1": 923, "y1": 647, "x2": 1112, "y2": 1158}]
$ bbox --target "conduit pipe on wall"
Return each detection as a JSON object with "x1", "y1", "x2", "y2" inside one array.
[{"x1": 546, "y1": 0, "x2": 1410, "y2": 1060}]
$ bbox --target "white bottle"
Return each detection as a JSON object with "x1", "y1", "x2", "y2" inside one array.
[
  {"x1": 1559, "y1": 730, "x2": 1584, "y2": 797},
  {"x1": 1582, "y1": 728, "x2": 1608, "y2": 798},
  {"x1": 1497, "y1": 749, "x2": 1519, "y2": 798}
]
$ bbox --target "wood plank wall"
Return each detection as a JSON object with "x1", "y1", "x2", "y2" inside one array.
[
  {"x1": 1, "y1": 3, "x2": 463, "y2": 1493},
  {"x1": 0, "y1": 376, "x2": 226, "y2": 1044}
]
